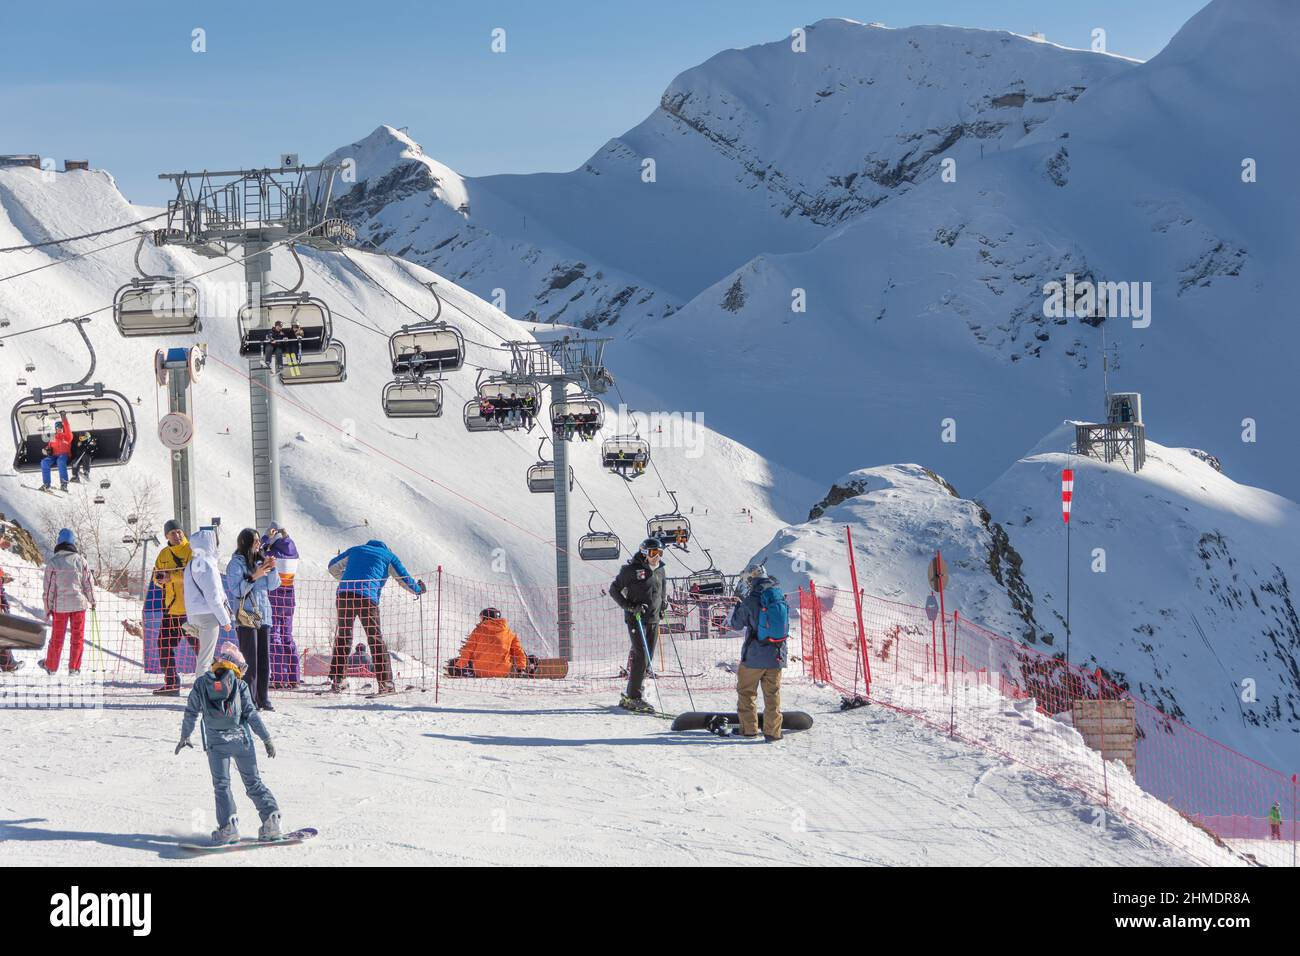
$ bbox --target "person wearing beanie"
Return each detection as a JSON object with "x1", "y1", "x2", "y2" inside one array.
[
  {"x1": 176, "y1": 642, "x2": 282, "y2": 845},
  {"x1": 222, "y1": 528, "x2": 280, "y2": 711},
  {"x1": 153, "y1": 519, "x2": 194, "y2": 695},
  {"x1": 39, "y1": 528, "x2": 96, "y2": 675}
]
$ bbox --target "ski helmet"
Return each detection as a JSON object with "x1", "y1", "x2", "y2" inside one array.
[
  {"x1": 640, "y1": 537, "x2": 664, "y2": 555},
  {"x1": 480, "y1": 607, "x2": 502, "y2": 620},
  {"x1": 745, "y1": 563, "x2": 769, "y2": 582},
  {"x1": 213, "y1": 643, "x2": 247, "y2": 678}
]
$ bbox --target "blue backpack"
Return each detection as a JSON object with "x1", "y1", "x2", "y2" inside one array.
[{"x1": 756, "y1": 586, "x2": 789, "y2": 644}]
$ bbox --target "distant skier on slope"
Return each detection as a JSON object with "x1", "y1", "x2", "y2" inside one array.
[
  {"x1": 175, "y1": 643, "x2": 282, "y2": 845},
  {"x1": 447, "y1": 607, "x2": 528, "y2": 677},
  {"x1": 728, "y1": 564, "x2": 789, "y2": 741},
  {"x1": 610, "y1": 537, "x2": 666, "y2": 713},
  {"x1": 327, "y1": 539, "x2": 425, "y2": 695}
]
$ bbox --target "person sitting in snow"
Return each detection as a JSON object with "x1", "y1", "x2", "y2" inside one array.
[
  {"x1": 175, "y1": 642, "x2": 282, "y2": 845},
  {"x1": 447, "y1": 608, "x2": 529, "y2": 678}
]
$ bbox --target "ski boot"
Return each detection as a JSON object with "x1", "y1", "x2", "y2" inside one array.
[
  {"x1": 60, "y1": 481, "x2": 69, "y2": 493},
  {"x1": 211, "y1": 816, "x2": 240, "y2": 845},
  {"x1": 258, "y1": 812, "x2": 282, "y2": 842},
  {"x1": 37, "y1": 660, "x2": 54, "y2": 675},
  {"x1": 619, "y1": 694, "x2": 655, "y2": 715},
  {"x1": 374, "y1": 680, "x2": 396, "y2": 696},
  {"x1": 328, "y1": 678, "x2": 349, "y2": 694}
]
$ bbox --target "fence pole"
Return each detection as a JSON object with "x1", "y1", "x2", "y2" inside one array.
[
  {"x1": 434, "y1": 565, "x2": 442, "y2": 704},
  {"x1": 937, "y1": 550, "x2": 948, "y2": 694},
  {"x1": 798, "y1": 587, "x2": 807, "y2": 679},
  {"x1": 844, "y1": 526, "x2": 871, "y2": 696},
  {"x1": 949, "y1": 611, "x2": 959, "y2": 738}
]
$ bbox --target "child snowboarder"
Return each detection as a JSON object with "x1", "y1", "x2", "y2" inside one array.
[{"x1": 175, "y1": 643, "x2": 282, "y2": 845}]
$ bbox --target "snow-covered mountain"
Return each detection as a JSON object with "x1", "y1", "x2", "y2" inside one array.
[
  {"x1": 324, "y1": 19, "x2": 1133, "y2": 329},
  {"x1": 621, "y1": 0, "x2": 1298, "y2": 503}
]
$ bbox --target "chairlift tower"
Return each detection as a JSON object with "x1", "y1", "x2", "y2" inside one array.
[
  {"x1": 154, "y1": 346, "x2": 206, "y2": 533},
  {"x1": 154, "y1": 163, "x2": 354, "y2": 529},
  {"x1": 506, "y1": 335, "x2": 613, "y2": 661}
]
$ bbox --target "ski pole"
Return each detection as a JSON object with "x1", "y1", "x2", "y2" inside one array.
[
  {"x1": 634, "y1": 612, "x2": 665, "y2": 714},
  {"x1": 664, "y1": 619, "x2": 696, "y2": 711}
]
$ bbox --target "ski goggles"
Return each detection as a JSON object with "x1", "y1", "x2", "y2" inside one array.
[{"x1": 644, "y1": 547, "x2": 663, "y2": 558}]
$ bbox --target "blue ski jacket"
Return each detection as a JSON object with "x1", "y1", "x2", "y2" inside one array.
[{"x1": 328, "y1": 540, "x2": 424, "y2": 603}]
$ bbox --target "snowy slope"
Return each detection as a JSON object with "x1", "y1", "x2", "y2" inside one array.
[
  {"x1": 0, "y1": 165, "x2": 820, "y2": 596},
  {"x1": 325, "y1": 20, "x2": 1132, "y2": 329},
  {"x1": 619, "y1": 0, "x2": 1298, "y2": 503},
  {"x1": 980, "y1": 425, "x2": 1300, "y2": 772}
]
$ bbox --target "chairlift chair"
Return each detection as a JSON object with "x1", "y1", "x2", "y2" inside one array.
[
  {"x1": 687, "y1": 549, "x2": 727, "y2": 596},
  {"x1": 11, "y1": 385, "x2": 137, "y2": 473},
  {"x1": 279, "y1": 341, "x2": 347, "y2": 386},
  {"x1": 389, "y1": 325, "x2": 465, "y2": 376},
  {"x1": 237, "y1": 292, "x2": 332, "y2": 357},
  {"x1": 112, "y1": 277, "x2": 201, "y2": 337},
  {"x1": 647, "y1": 490, "x2": 690, "y2": 550},
  {"x1": 526, "y1": 462, "x2": 575, "y2": 494},
  {"x1": 602, "y1": 436, "x2": 650, "y2": 478},
  {"x1": 475, "y1": 377, "x2": 540, "y2": 432},
  {"x1": 550, "y1": 395, "x2": 604, "y2": 441},
  {"x1": 463, "y1": 399, "x2": 500, "y2": 433},
  {"x1": 578, "y1": 511, "x2": 621, "y2": 561},
  {"x1": 382, "y1": 379, "x2": 444, "y2": 419}
]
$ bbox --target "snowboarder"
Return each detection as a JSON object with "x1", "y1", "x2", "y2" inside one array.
[
  {"x1": 153, "y1": 519, "x2": 195, "y2": 695},
  {"x1": 223, "y1": 528, "x2": 280, "y2": 712},
  {"x1": 728, "y1": 564, "x2": 789, "y2": 741},
  {"x1": 448, "y1": 607, "x2": 528, "y2": 678},
  {"x1": 263, "y1": 522, "x2": 301, "y2": 688},
  {"x1": 67, "y1": 431, "x2": 97, "y2": 483},
  {"x1": 1269, "y1": 800, "x2": 1283, "y2": 840},
  {"x1": 182, "y1": 528, "x2": 231, "y2": 685},
  {"x1": 610, "y1": 537, "x2": 667, "y2": 713},
  {"x1": 326, "y1": 539, "x2": 425, "y2": 694},
  {"x1": 262, "y1": 321, "x2": 289, "y2": 372},
  {"x1": 38, "y1": 528, "x2": 96, "y2": 675},
  {"x1": 175, "y1": 642, "x2": 282, "y2": 845},
  {"x1": 39, "y1": 412, "x2": 74, "y2": 492}
]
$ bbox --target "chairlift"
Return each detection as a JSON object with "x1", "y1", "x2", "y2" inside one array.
[
  {"x1": 279, "y1": 341, "x2": 347, "y2": 386},
  {"x1": 578, "y1": 511, "x2": 621, "y2": 561},
  {"x1": 24, "y1": 361, "x2": 35, "y2": 373},
  {"x1": 126, "y1": 514, "x2": 139, "y2": 525},
  {"x1": 463, "y1": 399, "x2": 500, "y2": 433},
  {"x1": 237, "y1": 292, "x2": 332, "y2": 358},
  {"x1": 382, "y1": 379, "x2": 443, "y2": 419},
  {"x1": 11, "y1": 384, "x2": 137, "y2": 474},
  {"x1": 686, "y1": 549, "x2": 726, "y2": 596},
  {"x1": 647, "y1": 490, "x2": 691, "y2": 550},
  {"x1": 474, "y1": 375, "x2": 540, "y2": 432},
  {"x1": 99, "y1": 478, "x2": 111, "y2": 490},
  {"x1": 550, "y1": 394, "x2": 604, "y2": 441},
  {"x1": 389, "y1": 325, "x2": 464, "y2": 376},
  {"x1": 15, "y1": 377, "x2": 27, "y2": 387},
  {"x1": 602, "y1": 435, "x2": 650, "y2": 479},
  {"x1": 526, "y1": 437, "x2": 574, "y2": 494},
  {"x1": 113, "y1": 277, "x2": 201, "y2": 337},
  {"x1": 93, "y1": 494, "x2": 106, "y2": 505}
]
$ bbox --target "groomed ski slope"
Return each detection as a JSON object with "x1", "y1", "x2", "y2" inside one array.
[{"x1": 0, "y1": 682, "x2": 1244, "y2": 867}]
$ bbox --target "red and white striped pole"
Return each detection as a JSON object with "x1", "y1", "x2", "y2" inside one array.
[{"x1": 1062, "y1": 468, "x2": 1074, "y2": 665}]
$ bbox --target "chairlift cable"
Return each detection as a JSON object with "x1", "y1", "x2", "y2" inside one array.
[{"x1": 0, "y1": 211, "x2": 168, "y2": 255}]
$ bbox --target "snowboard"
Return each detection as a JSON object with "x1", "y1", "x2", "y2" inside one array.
[
  {"x1": 670, "y1": 711, "x2": 815, "y2": 733},
  {"x1": 444, "y1": 658, "x2": 569, "y2": 679},
  {"x1": 0, "y1": 610, "x2": 47, "y2": 650},
  {"x1": 179, "y1": 826, "x2": 318, "y2": 853}
]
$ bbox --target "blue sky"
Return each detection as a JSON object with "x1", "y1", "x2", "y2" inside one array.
[{"x1": 1, "y1": 0, "x2": 1206, "y2": 204}]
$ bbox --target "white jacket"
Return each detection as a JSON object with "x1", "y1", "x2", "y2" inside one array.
[{"x1": 183, "y1": 529, "x2": 232, "y2": 628}]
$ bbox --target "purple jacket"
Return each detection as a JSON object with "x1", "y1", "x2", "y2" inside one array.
[{"x1": 263, "y1": 532, "x2": 300, "y2": 587}]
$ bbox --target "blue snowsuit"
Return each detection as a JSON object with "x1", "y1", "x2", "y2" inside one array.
[{"x1": 180, "y1": 670, "x2": 279, "y2": 828}]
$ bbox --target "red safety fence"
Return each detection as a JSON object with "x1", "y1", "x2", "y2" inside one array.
[{"x1": 798, "y1": 579, "x2": 1298, "y2": 866}]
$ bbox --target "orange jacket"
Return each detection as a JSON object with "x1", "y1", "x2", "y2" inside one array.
[
  {"x1": 453, "y1": 618, "x2": 527, "y2": 677},
  {"x1": 46, "y1": 415, "x2": 73, "y2": 458}
]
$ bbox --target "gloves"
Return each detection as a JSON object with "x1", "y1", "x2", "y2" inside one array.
[
  {"x1": 174, "y1": 737, "x2": 192, "y2": 755},
  {"x1": 635, "y1": 604, "x2": 650, "y2": 617},
  {"x1": 418, "y1": 580, "x2": 427, "y2": 595},
  {"x1": 264, "y1": 740, "x2": 277, "y2": 759}
]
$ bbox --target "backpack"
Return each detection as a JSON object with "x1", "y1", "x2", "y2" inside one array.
[{"x1": 755, "y1": 586, "x2": 789, "y2": 644}]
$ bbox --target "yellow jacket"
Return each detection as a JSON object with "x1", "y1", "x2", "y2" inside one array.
[{"x1": 154, "y1": 538, "x2": 192, "y2": 617}]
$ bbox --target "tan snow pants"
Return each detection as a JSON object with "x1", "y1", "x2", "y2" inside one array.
[{"x1": 736, "y1": 665, "x2": 783, "y2": 738}]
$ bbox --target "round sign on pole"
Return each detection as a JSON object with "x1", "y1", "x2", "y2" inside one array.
[
  {"x1": 927, "y1": 554, "x2": 949, "y2": 592},
  {"x1": 925, "y1": 593, "x2": 939, "y2": 622},
  {"x1": 158, "y1": 412, "x2": 194, "y2": 449}
]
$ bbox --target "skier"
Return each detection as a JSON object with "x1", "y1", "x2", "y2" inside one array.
[
  {"x1": 1269, "y1": 801, "x2": 1283, "y2": 840},
  {"x1": 38, "y1": 528, "x2": 96, "y2": 675},
  {"x1": 327, "y1": 539, "x2": 425, "y2": 695},
  {"x1": 223, "y1": 529, "x2": 280, "y2": 711},
  {"x1": 448, "y1": 608, "x2": 528, "y2": 678},
  {"x1": 263, "y1": 522, "x2": 301, "y2": 688},
  {"x1": 175, "y1": 643, "x2": 282, "y2": 845},
  {"x1": 0, "y1": 541, "x2": 23, "y2": 673},
  {"x1": 610, "y1": 537, "x2": 666, "y2": 713},
  {"x1": 67, "y1": 431, "x2": 97, "y2": 484},
  {"x1": 153, "y1": 519, "x2": 195, "y2": 696},
  {"x1": 728, "y1": 564, "x2": 789, "y2": 741},
  {"x1": 39, "y1": 411, "x2": 74, "y2": 492},
  {"x1": 181, "y1": 528, "x2": 231, "y2": 685}
]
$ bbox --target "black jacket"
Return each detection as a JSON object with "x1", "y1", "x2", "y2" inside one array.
[{"x1": 610, "y1": 552, "x2": 666, "y2": 619}]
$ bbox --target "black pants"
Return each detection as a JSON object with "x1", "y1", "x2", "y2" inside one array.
[
  {"x1": 158, "y1": 614, "x2": 195, "y2": 689},
  {"x1": 624, "y1": 614, "x2": 659, "y2": 700},
  {"x1": 332, "y1": 592, "x2": 391, "y2": 685},
  {"x1": 237, "y1": 624, "x2": 271, "y2": 708}
]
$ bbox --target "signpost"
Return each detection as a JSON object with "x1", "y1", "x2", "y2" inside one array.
[{"x1": 1062, "y1": 468, "x2": 1074, "y2": 664}]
